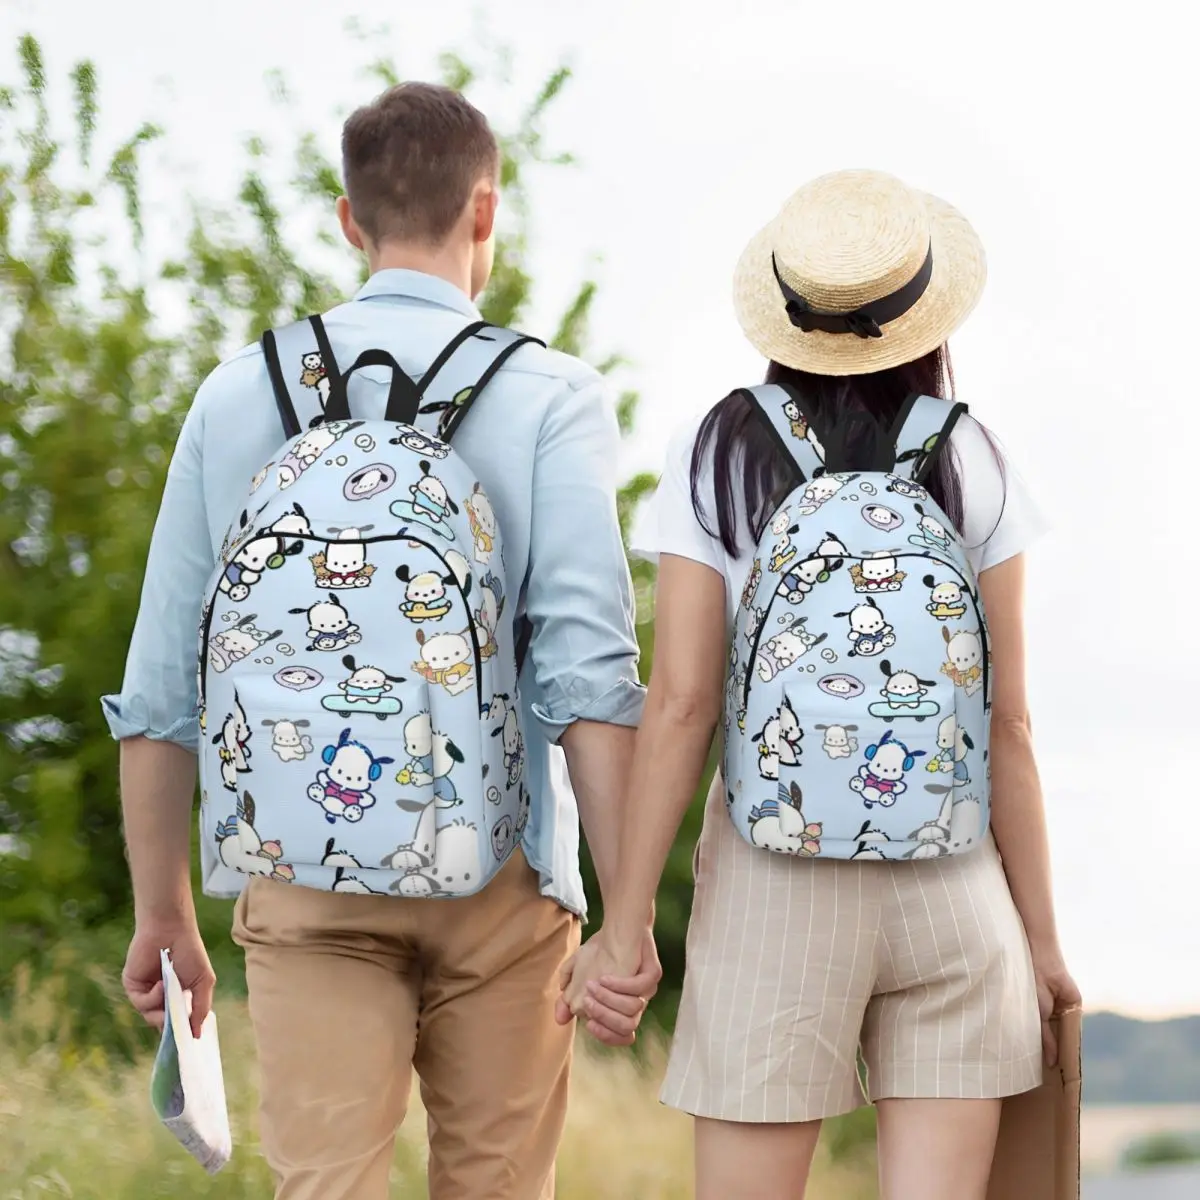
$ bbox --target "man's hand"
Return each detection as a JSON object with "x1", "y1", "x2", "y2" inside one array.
[
  {"x1": 123, "y1": 920, "x2": 215, "y2": 1040},
  {"x1": 555, "y1": 926, "x2": 660, "y2": 1047}
]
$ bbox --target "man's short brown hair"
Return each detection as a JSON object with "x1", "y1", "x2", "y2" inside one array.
[{"x1": 341, "y1": 82, "x2": 499, "y2": 246}]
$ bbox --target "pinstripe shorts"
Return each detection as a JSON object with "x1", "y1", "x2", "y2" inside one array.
[{"x1": 661, "y1": 775, "x2": 1044, "y2": 1123}]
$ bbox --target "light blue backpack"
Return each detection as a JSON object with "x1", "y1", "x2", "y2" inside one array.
[
  {"x1": 724, "y1": 383, "x2": 991, "y2": 862},
  {"x1": 197, "y1": 315, "x2": 541, "y2": 898}
]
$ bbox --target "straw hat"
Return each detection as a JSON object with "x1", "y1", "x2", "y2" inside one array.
[{"x1": 732, "y1": 169, "x2": 986, "y2": 376}]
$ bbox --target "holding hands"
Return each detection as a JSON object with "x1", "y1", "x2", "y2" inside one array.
[{"x1": 555, "y1": 926, "x2": 662, "y2": 1047}]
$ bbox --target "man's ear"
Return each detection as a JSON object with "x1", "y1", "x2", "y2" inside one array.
[
  {"x1": 336, "y1": 195, "x2": 366, "y2": 252},
  {"x1": 472, "y1": 178, "x2": 498, "y2": 246}
]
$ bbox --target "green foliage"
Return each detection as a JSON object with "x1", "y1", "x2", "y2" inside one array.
[
  {"x1": 1120, "y1": 1131, "x2": 1200, "y2": 1170},
  {"x1": 0, "y1": 31, "x2": 704, "y2": 1052}
]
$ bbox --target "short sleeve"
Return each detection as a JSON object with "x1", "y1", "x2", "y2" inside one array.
[
  {"x1": 952, "y1": 415, "x2": 1049, "y2": 575},
  {"x1": 631, "y1": 420, "x2": 724, "y2": 573}
]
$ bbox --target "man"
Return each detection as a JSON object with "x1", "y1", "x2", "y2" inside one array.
[{"x1": 105, "y1": 82, "x2": 658, "y2": 1200}]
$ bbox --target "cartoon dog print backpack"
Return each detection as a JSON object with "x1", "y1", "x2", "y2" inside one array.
[
  {"x1": 724, "y1": 383, "x2": 992, "y2": 862},
  {"x1": 196, "y1": 315, "x2": 543, "y2": 900}
]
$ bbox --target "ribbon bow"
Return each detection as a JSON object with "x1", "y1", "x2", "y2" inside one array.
[{"x1": 772, "y1": 255, "x2": 884, "y2": 339}]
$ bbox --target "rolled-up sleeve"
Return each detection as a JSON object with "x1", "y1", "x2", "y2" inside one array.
[
  {"x1": 100, "y1": 394, "x2": 214, "y2": 753},
  {"x1": 524, "y1": 376, "x2": 646, "y2": 740}
]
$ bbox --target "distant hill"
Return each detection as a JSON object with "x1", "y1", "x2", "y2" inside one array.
[{"x1": 1085, "y1": 1012, "x2": 1200, "y2": 1104}]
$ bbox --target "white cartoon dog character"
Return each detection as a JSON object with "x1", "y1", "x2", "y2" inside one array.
[
  {"x1": 412, "y1": 629, "x2": 474, "y2": 696},
  {"x1": 748, "y1": 782, "x2": 823, "y2": 856},
  {"x1": 465, "y1": 483, "x2": 498, "y2": 566},
  {"x1": 312, "y1": 526, "x2": 376, "y2": 589},
  {"x1": 815, "y1": 722, "x2": 859, "y2": 759},
  {"x1": 395, "y1": 563, "x2": 463, "y2": 623},
  {"x1": 941, "y1": 626, "x2": 984, "y2": 697},
  {"x1": 335, "y1": 654, "x2": 404, "y2": 705},
  {"x1": 307, "y1": 728, "x2": 394, "y2": 824},
  {"x1": 489, "y1": 693, "x2": 525, "y2": 789},
  {"x1": 923, "y1": 574, "x2": 968, "y2": 620},
  {"x1": 289, "y1": 594, "x2": 362, "y2": 652},
  {"x1": 755, "y1": 616, "x2": 827, "y2": 682},
  {"x1": 754, "y1": 698, "x2": 803, "y2": 781},
  {"x1": 208, "y1": 614, "x2": 281, "y2": 673},
  {"x1": 215, "y1": 791, "x2": 294, "y2": 881},
  {"x1": 849, "y1": 552, "x2": 906, "y2": 593},
  {"x1": 927, "y1": 714, "x2": 973, "y2": 786},
  {"x1": 834, "y1": 597, "x2": 896, "y2": 657},
  {"x1": 849, "y1": 731, "x2": 926, "y2": 808},
  {"x1": 877, "y1": 659, "x2": 937, "y2": 711},
  {"x1": 212, "y1": 693, "x2": 252, "y2": 791},
  {"x1": 385, "y1": 800, "x2": 482, "y2": 897},
  {"x1": 395, "y1": 712, "x2": 464, "y2": 809},
  {"x1": 261, "y1": 717, "x2": 313, "y2": 763}
]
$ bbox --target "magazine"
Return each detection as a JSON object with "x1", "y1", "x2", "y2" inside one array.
[{"x1": 148, "y1": 948, "x2": 232, "y2": 1174}]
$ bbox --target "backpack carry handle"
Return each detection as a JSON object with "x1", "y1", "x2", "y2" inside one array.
[{"x1": 325, "y1": 348, "x2": 423, "y2": 426}]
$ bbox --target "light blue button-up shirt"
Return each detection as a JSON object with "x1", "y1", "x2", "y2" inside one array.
[{"x1": 101, "y1": 269, "x2": 645, "y2": 917}]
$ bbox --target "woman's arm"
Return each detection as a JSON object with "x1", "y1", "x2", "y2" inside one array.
[
  {"x1": 980, "y1": 553, "x2": 1081, "y2": 1061},
  {"x1": 561, "y1": 552, "x2": 728, "y2": 1008}
]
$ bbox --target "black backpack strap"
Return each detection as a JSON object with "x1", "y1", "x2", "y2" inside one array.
[
  {"x1": 261, "y1": 315, "x2": 347, "y2": 437},
  {"x1": 889, "y1": 394, "x2": 968, "y2": 483},
  {"x1": 414, "y1": 324, "x2": 544, "y2": 443},
  {"x1": 740, "y1": 382, "x2": 827, "y2": 484}
]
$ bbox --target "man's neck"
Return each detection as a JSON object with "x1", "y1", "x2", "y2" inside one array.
[{"x1": 367, "y1": 242, "x2": 473, "y2": 299}]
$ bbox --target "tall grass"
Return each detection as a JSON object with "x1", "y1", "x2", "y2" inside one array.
[{"x1": 1, "y1": 967, "x2": 878, "y2": 1198}]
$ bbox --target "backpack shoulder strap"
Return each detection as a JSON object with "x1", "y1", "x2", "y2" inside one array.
[
  {"x1": 739, "y1": 382, "x2": 826, "y2": 483},
  {"x1": 261, "y1": 315, "x2": 346, "y2": 438},
  {"x1": 415, "y1": 324, "x2": 545, "y2": 442},
  {"x1": 889, "y1": 394, "x2": 969, "y2": 483}
]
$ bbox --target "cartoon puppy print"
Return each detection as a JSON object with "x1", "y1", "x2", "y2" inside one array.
[
  {"x1": 307, "y1": 728, "x2": 394, "y2": 824},
  {"x1": 289, "y1": 594, "x2": 362, "y2": 652},
  {"x1": 464, "y1": 483, "x2": 498, "y2": 566},
  {"x1": 876, "y1": 659, "x2": 938, "y2": 711},
  {"x1": 849, "y1": 731, "x2": 926, "y2": 808},
  {"x1": 212, "y1": 692, "x2": 252, "y2": 791},
  {"x1": 885, "y1": 474, "x2": 929, "y2": 501},
  {"x1": 490, "y1": 693, "x2": 525, "y2": 789},
  {"x1": 475, "y1": 571, "x2": 505, "y2": 660},
  {"x1": 862, "y1": 504, "x2": 905, "y2": 532},
  {"x1": 941, "y1": 626, "x2": 984, "y2": 697},
  {"x1": 740, "y1": 558, "x2": 763, "y2": 612},
  {"x1": 277, "y1": 422, "x2": 362, "y2": 489},
  {"x1": 748, "y1": 781, "x2": 823, "y2": 856},
  {"x1": 299, "y1": 351, "x2": 331, "y2": 408},
  {"x1": 261, "y1": 717, "x2": 313, "y2": 763},
  {"x1": 795, "y1": 472, "x2": 858, "y2": 516},
  {"x1": 926, "y1": 714, "x2": 973, "y2": 786},
  {"x1": 334, "y1": 654, "x2": 405, "y2": 707},
  {"x1": 311, "y1": 526, "x2": 376, "y2": 590},
  {"x1": 767, "y1": 517, "x2": 800, "y2": 574},
  {"x1": 776, "y1": 537, "x2": 845, "y2": 604},
  {"x1": 848, "y1": 551, "x2": 906, "y2": 593},
  {"x1": 344, "y1": 464, "x2": 397, "y2": 502},
  {"x1": 388, "y1": 815, "x2": 482, "y2": 897},
  {"x1": 753, "y1": 699, "x2": 804, "y2": 782},
  {"x1": 208, "y1": 614, "x2": 282, "y2": 674},
  {"x1": 815, "y1": 723, "x2": 859, "y2": 759},
  {"x1": 754, "y1": 616, "x2": 827, "y2": 682},
  {"x1": 218, "y1": 509, "x2": 307, "y2": 602},
  {"x1": 923, "y1": 574, "x2": 968, "y2": 620},
  {"x1": 783, "y1": 397, "x2": 808, "y2": 441},
  {"x1": 389, "y1": 426, "x2": 450, "y2": 460},
  {"x1": 215, "y1": 790, "x2": 295, "y2": 881},
  {"x1": 412, "y1": 629, "x2": 475, "y2": 697},
  {"x1": 834, "y1": 597, "x2": 896, "y2": 657},
  {"x1": 908, "y1": 503, "x2": 952, "y2": 552},
  {"x1": 396, "y1": 563, "x2": 465, "y2": 623},
  {"x1": 395, "y1": 711, "x2": 465, "y2": 810},
  {"x1": 389, "y1": 461, "x2": 459, "y2": 538},
  {"x1": 322, "y1": 839, "x2": 384, "y2": 893}
]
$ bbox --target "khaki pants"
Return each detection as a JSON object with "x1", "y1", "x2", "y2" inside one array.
[{"x1": 232, "y1": 850, "x2": 581, "y2": 1200}]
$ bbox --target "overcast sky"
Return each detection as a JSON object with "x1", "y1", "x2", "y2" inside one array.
[{"x1": 3, "y1": 0, "x2": 1197, "y2": 1017}]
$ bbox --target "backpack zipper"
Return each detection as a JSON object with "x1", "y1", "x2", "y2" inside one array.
[
  {"x1": 740, "y1": 550, "x2": 988, "y2": 709},
  {"x1": 198, "y1": 530, "x2": 484, "y2": 709}
]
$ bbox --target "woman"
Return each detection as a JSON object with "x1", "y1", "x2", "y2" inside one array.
[{"x1": 562, "y1": 170, "x2": 1080, "y2": 1200}]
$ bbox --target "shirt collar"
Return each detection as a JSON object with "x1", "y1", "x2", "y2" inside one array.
[{"x1": 353, "y1": 269, "x2": 481, "y2": 320}]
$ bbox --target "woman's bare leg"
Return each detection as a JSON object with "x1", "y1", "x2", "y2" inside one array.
[
  {"x1": 694, "y1": 1116, "x2": 824, "y2": 1200},
  {"x1": 876, "y1": 1098, "x2": 1001, "y2": 1200}
]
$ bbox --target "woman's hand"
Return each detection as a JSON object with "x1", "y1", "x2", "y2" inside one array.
[
  {"x1": 1031, "y1": 944, "x2": 1082, "y2": 1066},
  {"x1": 555, "y1": 927, "x2": 660, "y2": 1047}
]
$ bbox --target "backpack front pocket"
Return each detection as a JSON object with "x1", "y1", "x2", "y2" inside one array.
[
  {"x1": 751, "y1": 680, "x2": 963, "y2": 860},
  {"x1": 202, "y1": 674, "x2": 447, "y2": 889}
]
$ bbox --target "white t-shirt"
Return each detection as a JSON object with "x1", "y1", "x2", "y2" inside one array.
[{"x1": 632, "y1": 410, "x2": 1047, "y2": 626}]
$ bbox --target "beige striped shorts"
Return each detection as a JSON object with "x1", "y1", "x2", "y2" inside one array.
[{"x1": 661, "y1": 776, "x2": 1043, "y2": 1123}]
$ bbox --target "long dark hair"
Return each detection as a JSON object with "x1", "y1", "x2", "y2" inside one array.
[{"x1": 691, "y1": 345, "x2": 972, "y2": 557}]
